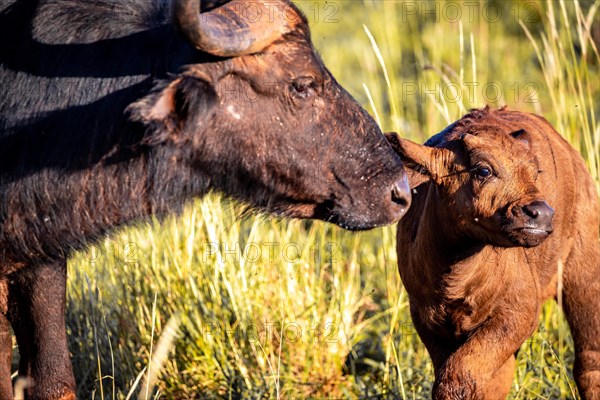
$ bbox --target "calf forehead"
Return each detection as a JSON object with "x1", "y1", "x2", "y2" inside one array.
[
  {"x1": 444, "y1": 117, "x2": 532, "y2": 154},
  {"x1": 475, "y1": 129, "x2": 528, "y2": 152},
  {"x1": 472, "y1": 132, "x2": 536, "y2": 173},
  {"x1": 442, "y1": 107, "x2": 533, "y2": 142}
]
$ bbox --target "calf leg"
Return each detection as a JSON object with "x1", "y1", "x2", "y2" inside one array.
[
  {"x1": 482, "y1": 355, "x2": 515, "y2": 399},
  {"x1": 432, "y1": 314, "x2": 534, "y2": 400},
  {"x1": 432, "y1": 350, "x2": 515, "y2": 400},
  {"x1": 8, "y1": 261, "x2": 76, "y2": 400},
  {"x1": 563, "y1": 238, "x2": 600, "y2": 399},
  {"x1": 410, "y1": 315, "x2": 457, "y2": 378}
]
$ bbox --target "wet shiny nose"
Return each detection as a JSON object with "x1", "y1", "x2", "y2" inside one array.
[
  {"x1": 391, "y1": 173, "x2": 411, "y2": 213},
  {"x1": 523, "y1": 201, "x2": 554, "y2": 230}
]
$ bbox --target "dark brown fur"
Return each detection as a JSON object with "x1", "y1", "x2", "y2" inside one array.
[
  {"x1": 0, "y1": 1, "x2": 410, "y2": 398},
  {"x1": 388, "y1": 107, "x2": 600, "y2": 399}
]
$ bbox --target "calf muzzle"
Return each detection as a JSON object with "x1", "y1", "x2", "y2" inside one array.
[
  {"x1": 522, "y1": 200, "x2": 555, "y2": 231},
  {"x1": 508, "y1": 200, "x2": 554, "y2": 246}
]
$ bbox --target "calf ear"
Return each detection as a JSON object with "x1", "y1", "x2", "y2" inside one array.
[
  {"x1": 385, "y1": 133, "x2": 442, "y2": 187},
  {"x1": 127, "y1": 76, "x2": 216, "y2": 145},
  {"x1": 509, "y1": 128, "x2": 531, "y2": 147},
  {"x1": 460, "y1": 132, "x2": 487, "y2": 150}
]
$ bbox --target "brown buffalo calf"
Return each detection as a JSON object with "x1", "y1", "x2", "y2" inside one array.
[{"x1": 387, "y1": 107, "x2": 600, "y2": 399}]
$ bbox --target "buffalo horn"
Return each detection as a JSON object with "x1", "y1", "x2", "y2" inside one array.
[{"x1": 172, "y1": 0, "x2": 292, "y2": 57}]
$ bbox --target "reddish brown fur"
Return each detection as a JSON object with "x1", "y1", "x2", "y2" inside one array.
[{"x1": 388, "y1": 107, "x2": 600, "y2": 399}]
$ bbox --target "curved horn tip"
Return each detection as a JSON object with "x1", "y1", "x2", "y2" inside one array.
[{"x1": 173, "y1": 0, "x2": 292, "y2": 57}]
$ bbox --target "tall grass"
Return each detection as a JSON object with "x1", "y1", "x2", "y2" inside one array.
[
  {"x1": 522, "y1": 0, "x2": 600, "y2": 186},
  {"x1": 32, "y1": 0, "x2": 600, "y2": 398}
]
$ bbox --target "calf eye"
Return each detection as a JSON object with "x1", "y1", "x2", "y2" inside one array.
[
  {"x1": 473, "y1": 166, "x2": 492, "y2": 179},
  {"x1": 291, "y1": 77, "x2": 316, "y2": 99}
]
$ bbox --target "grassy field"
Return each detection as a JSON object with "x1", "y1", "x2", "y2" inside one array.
[{"x1": 47, "y1": 0, "x2": 600, "y2": 398}]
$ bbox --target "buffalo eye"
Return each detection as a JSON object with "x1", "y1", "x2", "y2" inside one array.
[{"x1": 291, "y1": 77, "x2": 316, "y2": 99}]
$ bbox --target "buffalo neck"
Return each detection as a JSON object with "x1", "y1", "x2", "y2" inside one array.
[{"x1": 0, "y1": 132, "x2": 211, "y2": 265}]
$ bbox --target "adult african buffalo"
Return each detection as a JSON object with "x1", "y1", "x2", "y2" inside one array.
[
  {"x1": 0, "y1": 0, "x2": 411, "y2": 398},
  {"x1": 388, "y1": 107, "x2": 600, "y2": 399}
]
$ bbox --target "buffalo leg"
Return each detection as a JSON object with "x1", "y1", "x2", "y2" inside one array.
[
  {"x1": 9, "y1": 261, "x2": 76, "y2": 400},
  {"x1": 0, "y1": 312, "x2": 13, "y2": 400},
  {"x1": 563, "y1": 237, "x2": 600, "y2": 400}
]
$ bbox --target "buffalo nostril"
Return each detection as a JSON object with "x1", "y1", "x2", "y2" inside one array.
[{"x1": 391, "y1": 174, "x2": 411, "y2": 209}]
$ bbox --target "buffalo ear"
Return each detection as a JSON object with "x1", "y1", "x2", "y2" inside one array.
[
  {"x1": 385, "y1": 132, "x2": 446, "y2": 187},
  {"x1": 127, "y1": 76, "x2": 216, "y2": 145}
]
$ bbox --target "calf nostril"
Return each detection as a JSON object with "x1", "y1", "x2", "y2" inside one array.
[
  {"x1": 524, "y1": 205, "x2": 540, "y2": 218},
  {"x1": 391, "y1": 175, "x2": 411, "y2": 208},
  {"x1": 523, "y1": 201, "x2": 554, "y2": 222}
]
